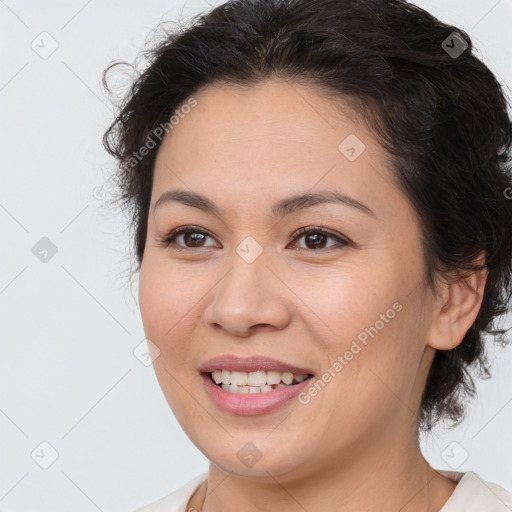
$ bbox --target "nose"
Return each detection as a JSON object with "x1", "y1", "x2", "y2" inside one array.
[{"x1": 203, "y1": 251, "x2": 292, "y2": 337}]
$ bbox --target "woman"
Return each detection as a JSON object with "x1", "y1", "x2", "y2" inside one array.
[{"x1": 102, "y1": 0, "x2": 512, "y2": 510}]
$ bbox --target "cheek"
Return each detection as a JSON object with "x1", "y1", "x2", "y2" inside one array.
[
  {"x1": 138, "y1": 257, "x2": 203, "y2": 418},
  {"x1": 325, "y1": 298, "x2": 428, "y2": 428},
  {"x1": 293, "y1": 261, "x2": 400, "y2": 347},
  {"x1": 302, "y1": 262, "x2": 423, "y2": 399},
  {"x1": 138, "y1": 255, "x2": 198, "y2": 363}
]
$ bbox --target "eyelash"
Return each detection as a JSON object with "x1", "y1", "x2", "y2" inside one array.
[{"x1": 157, "y1": 225, "x2": 350, "y2": 252}]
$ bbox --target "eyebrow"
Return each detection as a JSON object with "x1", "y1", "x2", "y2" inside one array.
[{"x1": 154, "y1": 189, "x2": 375, "y2": 218}]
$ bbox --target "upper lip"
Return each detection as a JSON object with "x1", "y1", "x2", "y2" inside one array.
[{"x1": 199, "y1": 355, "x2": 314, "y2": 375}]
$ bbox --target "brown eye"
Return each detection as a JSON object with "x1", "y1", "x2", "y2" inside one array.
[
  {"x1": 160, "y1": 226, "x2": 219, "y2": 248},
  {"x1": 158, "y1": 225, "x2": 349, "y2": 252},
  {"x1": 181, "y1": 232, "x2": 208, "y2": 247},
  {"x1": 289, "y1": 227, "x2": 349, "y2": 251}
]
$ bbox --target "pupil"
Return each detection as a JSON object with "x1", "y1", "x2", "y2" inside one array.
[
  {"x1": 306, "y1": 233, "x2": 326, "y2": 249},
  {"x1": 185, "y1": 232, "x2": 205, "y2": 247}
]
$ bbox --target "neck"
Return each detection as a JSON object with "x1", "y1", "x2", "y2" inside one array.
[{"x1": 192, "y1": 418, "x2": 457, "y2": 512}]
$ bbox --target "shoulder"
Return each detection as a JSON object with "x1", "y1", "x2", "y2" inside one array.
[
  {"x1": 131, "y1": 472, "x2": 208, "y2": 512},
  {"x1": 438, "y1": 470, "x2": 512, "y2": 512}
]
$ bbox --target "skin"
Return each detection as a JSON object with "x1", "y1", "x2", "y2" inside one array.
[{"x1": 138, "y1": 78, "x2": 487, "y2": 512}]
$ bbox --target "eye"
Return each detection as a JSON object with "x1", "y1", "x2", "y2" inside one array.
[
  {"x1": 288, "y1": 226, "x2": 349, "y2": 251},
  {"x1": 158, "y1": 226, "x2": 219, "y2": 249},
  {"x1": 157, "y1": 225, "x2": 350, "y2": 251}
]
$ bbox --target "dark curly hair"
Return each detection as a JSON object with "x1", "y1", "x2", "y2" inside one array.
[{"x1": 101, "y1": 0, "x2": 512, "y2": 432}]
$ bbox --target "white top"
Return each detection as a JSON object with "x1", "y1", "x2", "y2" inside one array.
[{"x1": 132, "y1": 469, "x2": 512, "y2": 512}]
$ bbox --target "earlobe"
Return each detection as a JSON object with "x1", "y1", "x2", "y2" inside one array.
[{"x1": 426, "y1": 263, "x2": 488, "y2": 351}]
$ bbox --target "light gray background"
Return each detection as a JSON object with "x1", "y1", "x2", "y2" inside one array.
[{"x1": 1, "y1": 0, "x2": 511, "y2": 510}]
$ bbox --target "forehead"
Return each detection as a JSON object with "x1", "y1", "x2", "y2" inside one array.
[
  {"x1": 151, "y1": 79, "x2": 402, "y2": 219},
  {"x1": 158, "y1": 79, "x2": 371, "y2": 161}
]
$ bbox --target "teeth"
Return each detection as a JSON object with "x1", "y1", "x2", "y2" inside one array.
[
  {"x1": 211, "y1": 369, "x2": 310, "y2": 391},
  {"x1": 231, "y1": 370, "x2": 248, "y2": 386},
  {"x1": 220, "y1": 383, "x2": 283, "y2": 394},
  {"x1": 266, "y1": 371, "x2": 282, "y2": 385},
  {"x1": 282, "y1": 372, "x2": 294, "y2": 385},
  {"x1": 221, "y1": 369, "x2": 231, "y2": 384},
  {"x1": 247, "y1": 370, "x2": 266, "y2": 387}
]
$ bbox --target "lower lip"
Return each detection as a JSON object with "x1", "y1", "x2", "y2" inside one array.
[{"x1": 201, "y1": 373, "x2": 313, "y2": 415}]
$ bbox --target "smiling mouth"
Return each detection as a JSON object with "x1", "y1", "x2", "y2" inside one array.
[{"x1": 206, "y1": 370, "x2": 314, "y2": 394}]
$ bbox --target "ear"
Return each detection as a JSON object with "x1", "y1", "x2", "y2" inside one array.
[{"x1": 426, "y1": 252, "x2": 488, "y2": 350}]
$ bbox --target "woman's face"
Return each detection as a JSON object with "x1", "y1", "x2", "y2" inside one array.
[{"x1": 139, "y1": 78, "x2": 439, "y2": 481}]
